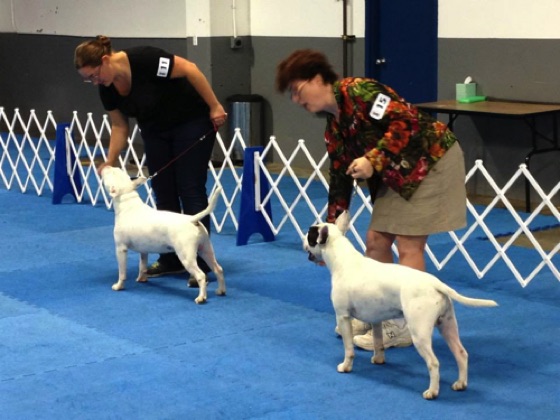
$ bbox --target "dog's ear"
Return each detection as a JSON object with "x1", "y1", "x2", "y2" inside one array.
[
  {"x1": 317, "y1": 225, "x2": 329, "y2": 244},
  {"x1": 109, "y1": 185, "x2": 119, "y2": 198},
  {"x1": 335, "y1": 211, "x2": 350, "y2": 234},
  {"x1": 132, "y1": 177, "x2": 147, "y2": 189}
]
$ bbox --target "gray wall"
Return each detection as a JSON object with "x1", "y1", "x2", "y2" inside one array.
[
  {"x1": 0, "y1": 33, "x2": 363, "y2": 164},
  {"x1": 0, "y1": 34, "x2": 91, "y2": 124},
  {"x1": 439, "y1": 38, "x2": 560, "y2": 202},
  {"x1": 251, "y1": 36, "x2": 365, "y2": 165},
  {"x1": 0, "y1": 33, "x2": 558, "y2": 204},
  {"x1": 0, "y1": 34, "x2": 251, "y2": 138}
]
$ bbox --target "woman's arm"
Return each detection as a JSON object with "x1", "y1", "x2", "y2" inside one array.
[
  {"x1": 170, "y1": 55, "x2": 227, "y2": 125},
  {"x1": 97, "y1": 109, "x2": 130, "y2": 173}
]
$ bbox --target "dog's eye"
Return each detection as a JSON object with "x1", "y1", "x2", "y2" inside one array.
[{"x1": 307, "y1": 226, "x2": 320, "y2": 247}]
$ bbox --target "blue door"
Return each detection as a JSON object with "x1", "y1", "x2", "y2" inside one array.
[{"x1": 365, "y1": 0, "x2": 438, "y2": 104}]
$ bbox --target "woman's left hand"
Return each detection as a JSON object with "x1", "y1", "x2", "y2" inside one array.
[{"x1": 346, "y1": 157, "x2": 374, "y2": 179}]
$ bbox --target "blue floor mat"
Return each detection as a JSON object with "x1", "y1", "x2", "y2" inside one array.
[{"x1": 0, "y1": 187, "x2": 559, "y2": 419}]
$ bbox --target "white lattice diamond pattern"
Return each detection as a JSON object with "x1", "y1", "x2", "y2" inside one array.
[
  {"x1": 0, "y1": 109, "x2": 558, "y2": 286},
  {"x1": 0, "y1": 108, "x2": 56, "y2": 195}
]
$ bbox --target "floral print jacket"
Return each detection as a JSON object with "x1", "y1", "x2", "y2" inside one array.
[{"x1": 325, "y1": 77, "x2": 458, "y2": 222}]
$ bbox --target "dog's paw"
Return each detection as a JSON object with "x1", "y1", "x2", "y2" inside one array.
[
  {"x1": 112, "y1": 282, "x2": 125, "y2": 291},
  {"x1": 422, "y1": 389, "x2": 439, "y2": 400},
  {"x1": 136, "y1": 276, "x2": 148, "y2": 283},
  {"x1": 371, "y1": 354, "x2": 385, "y2": 365},
  {"x1": 194, "y1": 296, "x2": 207, "y2": 304},
  {"x1": 337, "y1": 362, "x2": 352, "y2": 373},
  {"x1": 451, "y1": 380, "x2": 467, "y2": 392},
  {"x1": 215, "y1": 288, "x2": 226, "y2": 296}
]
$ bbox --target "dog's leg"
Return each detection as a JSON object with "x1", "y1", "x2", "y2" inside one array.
[
  {"x1": 438, "y1": 304, "x2": 469, "y2": 392},
  {"x1": 136, "y1": 253, "x2": 148, "y2": 283},
  {"x1": 189, "y1": 267, "x2": 208, "y2": 304},
  {"x1": 177, "y1": 250, "x2": 208, "y2": 304},
  {"x1": 112, "y1": 245, "x2": 127, "y2": 291},
  {"x1": 335, "y1": 315, "x2": 355, "y2": 373},
  {"x1": 407, "y1": 317, "x2": 440, "y2": 400},
  {"x1": 197, "y1": 237, "x2": 226, "y2": 296},
  {"x1": 416, "y1": 347, "x2": 440, "y2": 399},
  {"x1": 370, "y1": 322, "x2": 386, "y2": 364}
]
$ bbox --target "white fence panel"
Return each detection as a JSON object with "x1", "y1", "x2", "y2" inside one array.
[
  {"x1": 0, "y1": 108, "x2": 57, "y2": 195},
  {"x1": 1, "y1": 108, "x2": 558, "y2": 286}
]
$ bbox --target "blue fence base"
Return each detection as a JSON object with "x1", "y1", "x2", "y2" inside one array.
[
  {"x1": 236, "y1": 146, "x2": 275, "y2": 246},
  {"x1": 52, "y1": 123, "x2": 82, "y2": 204}
]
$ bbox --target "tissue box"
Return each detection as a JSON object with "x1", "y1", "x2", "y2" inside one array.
[{"x1": 456, "y1": 83, "x2": 477, "y2": 101}]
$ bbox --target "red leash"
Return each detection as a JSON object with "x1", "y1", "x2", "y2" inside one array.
[{"x1": 146, "y1": 125, "x2": 217, "y2": 182}]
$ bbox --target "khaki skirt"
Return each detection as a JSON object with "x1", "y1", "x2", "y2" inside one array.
[{"x1": 370, "y1": 142, "x2": 467, "y2": 236}]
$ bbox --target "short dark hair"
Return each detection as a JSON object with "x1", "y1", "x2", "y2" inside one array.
[{"x1": 275, "y1": 49, "x2": 339, "y2": 92}]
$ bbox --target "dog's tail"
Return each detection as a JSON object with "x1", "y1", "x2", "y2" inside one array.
[
  {"x1": 189, "y1": 186, "x2": 222, "y2": 224},
  {"x1": 434, "y1": 281, "x2": 498, "y2": 308}
]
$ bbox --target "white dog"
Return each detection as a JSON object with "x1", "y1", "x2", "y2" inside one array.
[
  {"x1": 101, "y1": 166, "x2": 226, "y2": 304},
  {"x1": 303, "y1": 212, "x2": 498, "y2": 399}
]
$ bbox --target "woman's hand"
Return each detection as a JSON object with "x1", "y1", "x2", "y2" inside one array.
[
  {"x1": 210, "y1": 104, "x2": 228, "y2": 128},
  {"x1": 346, "y1": 157, "x2": 374, "y2": 179},
  {"x1": 97, "y1": 161, "x2": 112, "y2": 175}
]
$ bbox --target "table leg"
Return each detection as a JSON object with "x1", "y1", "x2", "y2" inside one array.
[{"x1": 524, "y1": 114, "x2": 560, "y2": 212}]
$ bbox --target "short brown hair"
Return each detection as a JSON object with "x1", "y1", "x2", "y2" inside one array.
[
  {"x1": 275, "y1": 49, "x2": 339, "y2": 93},
  {"x1": 74, "y1": 35, "x2": 113, "y2": 69}
]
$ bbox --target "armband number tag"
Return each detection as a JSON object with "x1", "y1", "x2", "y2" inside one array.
[
  {"x1": 157, "y1": 57, "x2": 171, "y2": 77},
  {"x1": 370, "y1": 93, "x2": 391, "y2": 120}
]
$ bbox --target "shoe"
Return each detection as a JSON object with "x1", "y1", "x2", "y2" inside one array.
[
  {"x1": 353, "y1": 319, "x2": 413, "y2": 351},
  {"x1": 334, "y1": 319, "x2": 371, "y2": 337},
  {"x1": 146, "y1": 260, "x2": 186, "y2": 278}
]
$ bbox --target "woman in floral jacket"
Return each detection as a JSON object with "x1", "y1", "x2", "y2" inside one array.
[{"x1": 276, "y1": 49, "x2": 466, "y2": 350}]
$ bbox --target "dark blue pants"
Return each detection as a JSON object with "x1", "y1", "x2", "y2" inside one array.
[{"x1": 141, "y1": 118, "x2": 216, "y2": 269}]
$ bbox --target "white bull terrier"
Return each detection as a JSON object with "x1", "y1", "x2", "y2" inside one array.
[
  {"x1": 303, "y1": 211, "x2": 498, "y2": 399},
  {"x1": 101, "y1": 166, "x2": 226, "y2": 304}
]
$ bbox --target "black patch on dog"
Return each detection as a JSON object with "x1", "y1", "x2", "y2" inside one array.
[
  {"x1": 318, "y1": 226, "x2": 329, "y2": 244},
  {"x1": 307, "y1": 226, "x2": 320, "y2": 247}
]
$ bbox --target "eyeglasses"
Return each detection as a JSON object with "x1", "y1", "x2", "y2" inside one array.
[
  {"x1": 83, "y1": 65, "x2": 102, "y2": 83},
  {"x1": 289, "y1": 79, "x2": 309, "y2": 100}
]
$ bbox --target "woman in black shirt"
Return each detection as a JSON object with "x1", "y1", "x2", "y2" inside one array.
[{"x1": 75, "y1": 35, "x2": 227, "y2": 279}]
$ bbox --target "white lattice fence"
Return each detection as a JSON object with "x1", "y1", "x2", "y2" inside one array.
[
  {"x1": 251, "y1": 138, "x2": 560, "y2": 287},
  {"x1": 1, "y1": 108, "x2": 558, "y2": 286},
  {"x1": 0, "y1": 108, "x2": 57, "y2": 195}
]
